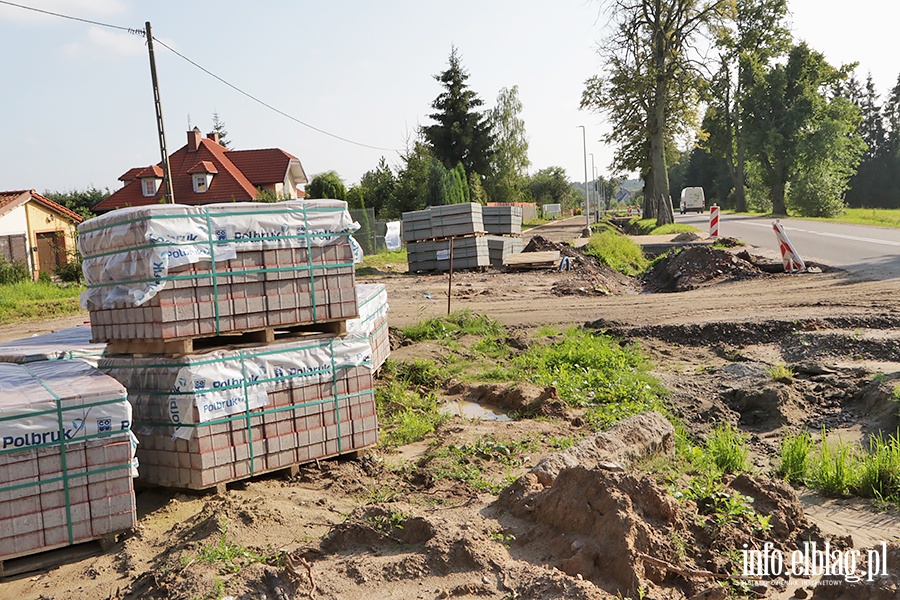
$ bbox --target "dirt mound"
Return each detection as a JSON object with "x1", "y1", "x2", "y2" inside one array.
[
  {"x1": 643, "y1": 246, "x2": 764, "y2": 292},
  {"x1": 315, "y1": 502, "x2": 604, "y2": 600},
  {"x1": 523, "y1": 234, "x2": 636, "y2": 296},
  {"x1": 445, "y1": 382, "x2": 570, "y2": 419},
  {"x1": 500, "y1": 465, "x2": 810, "y2": 598}
]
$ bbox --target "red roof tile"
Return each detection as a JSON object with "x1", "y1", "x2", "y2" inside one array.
[
  {"x1": 118, "y1": 167, "x2": 144, "y2": 181},
  {"x1": 228, "y1": 148, "x2": 298, "y2": 184},
  {"x1": 0, "y1": 190, "x2": 83, "y2": 223},
  {"x1": 188, "y1": 160, "x2": 218, "y2": 174},
  {"x1": 137, "y1": 165, "x2": 165, "y2": 178}
]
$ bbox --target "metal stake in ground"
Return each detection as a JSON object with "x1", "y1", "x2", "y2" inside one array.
[{"x1": 447, "y1": 236, "x2": 454, "y2": 315}]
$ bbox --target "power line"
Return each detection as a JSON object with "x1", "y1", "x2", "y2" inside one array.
[
  {"x1": 0, "y1": 0, "x2": 400, "y2": 153},
  {"x1": 152, "y1": 38, "x2": 400, "y2": 152},
  {"x1": 0, "y1": 0, "x2": 142, "y2": 34}
]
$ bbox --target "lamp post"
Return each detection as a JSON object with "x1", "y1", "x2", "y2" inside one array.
[
  {"x1": 589, "y1": 153, "x2": 596, "y2": 221},
  {"x1": 578, "y1": 126, "x2": 590, "y2": 232}
]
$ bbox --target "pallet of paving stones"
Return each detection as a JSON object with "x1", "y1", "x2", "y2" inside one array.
[
  {"x1": 78, "y1": 200, "x2": 361, "y2": 345},
  {"x1": 0, "y1": 361, "x2": 138, "y2": 569},
  {"x1": 407, "y1": 236, "x2": 490, "y2": 273},
  {"x1": 0, "y1": 325, "x2": 104, "y2": 365},
  {"x1": 487, "y1": 236, "x2": 524, "y2": 269},
  {"x1": 103, "y1": 318, "x2": 350, "y2": 357},
  {"x1": 482, "y1": 205, "x2": 523, "y2": 236},
  {"x1": 99, "y1": 334, "x2": 377, "y2": 490},
  {"x1": 401, "y1": 203, "x2": 486, "y2": 243}
]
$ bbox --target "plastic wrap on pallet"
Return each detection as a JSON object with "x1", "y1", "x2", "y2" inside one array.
[
  {"x1": 78, "y1": 200, "x2": 360, "y2": 310},
  {"x1": 0, "y1": 361, "x2": 133, "y2": 451},
  {"x1": 98, "y1": 333, "x2": 373, "y2": 440},
  {"x1": 0, "y1": 361, "x2": 138, "y2": 562},
  {"x1": 347, "y1": 284, "x2": 388, "y2": 336},
  {"x1": 349, "y1": 284, "x2": 390, "y2": 370},
  {"x1": 0, "y1": 326, "x2": 106, "y2": 365},
  {"x1": 98, "y1": 335, "x2": 378, "y2": 489}
]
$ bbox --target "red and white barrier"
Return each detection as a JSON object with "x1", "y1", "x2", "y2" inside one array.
[
  {"x1": 772, "y1": 220, "x2": 805, "y2": 272},
  {"x1": 709, "y1": 204, "x2": 720, "y2": 237},
  {"x1": 628, "y1": 206, "x2": 633, "y2": 217}
]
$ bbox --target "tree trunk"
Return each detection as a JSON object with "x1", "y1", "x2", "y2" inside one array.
[
  {"x1": 642, "y1": 172, "x2": 656, "y2": 218},
  {"x1": 655, "y1": 193, "x2": 674, "y2": 225},
  {"x1": 771, "y1": 178, "x2": 787, "y2": 215}
]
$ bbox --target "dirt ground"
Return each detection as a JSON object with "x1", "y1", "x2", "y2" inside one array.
[{"x1": 3, "y1": 217, "x2": 900, "y2": 600}]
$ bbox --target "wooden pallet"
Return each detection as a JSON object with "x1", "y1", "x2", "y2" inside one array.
[
  {"x1": 0, "y1": 532, "x2": 123, "y2": 578},
  {"x1": 104, "y1": 319, "x2": 348, "y2": 357},
  {"x1": 503, "y1": 250, "x2": 561, "y2": 270}
]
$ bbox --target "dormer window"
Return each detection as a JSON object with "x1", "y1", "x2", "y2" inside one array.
[
  {"x1": 142, "y1": 177, "x2": 161, "y2": 197},
  {"x1": 188, "y1": 161, "x2": 218, "y2": 194}
]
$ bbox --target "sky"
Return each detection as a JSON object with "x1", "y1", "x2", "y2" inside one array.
[{"x1": 0, "y1": 0, "x2": 897, "y2": 196}]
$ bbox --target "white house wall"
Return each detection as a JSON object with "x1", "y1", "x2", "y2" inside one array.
[{"x1": 0, "y1": 204, "x2": 28, "y2": 235}]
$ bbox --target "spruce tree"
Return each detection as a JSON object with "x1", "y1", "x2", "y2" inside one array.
[{"x1": 423, "y1": 46, "x2": 494, "y2": 180}]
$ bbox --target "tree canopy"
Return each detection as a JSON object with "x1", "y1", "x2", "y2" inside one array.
[
  {"x1": 423, "y1": 46, "x2": 494, "y2": 180},
  {"x1": 486, "y1": 86, "x2": 530, "y2": 203},
  {"x1": 305, "y1": 171, "x2": 347, "y2": 200}
]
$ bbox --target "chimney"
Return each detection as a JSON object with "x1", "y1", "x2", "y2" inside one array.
[
  {"x1": 207, "y1": 132, "x2": 220, "y2": 144},
  {"x1": 187, "y1": 126, "x2": 202, "y2": 152}
]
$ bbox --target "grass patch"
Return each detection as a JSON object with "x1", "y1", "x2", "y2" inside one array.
[
  {"x1": 193, "y1": 518, "x2": 278, "y2": 575},
  {"x1": 429, "y1": 436, "x2": 538, "y2": 494},
  {"x1": 648, "y1": 223, "x2": 699, "y2": 235},
  {"x1": 375, "y1": 359, "x2": 450, "y2": 447},
  {"x1": 811, "y1": 208, "x2": 900, "y2": 229},
  {"x1": 499, "y1": 328, "x2": 665, "y2": 428},
  {"x1": 582, "y1": 230, "x2": 649, "y2": 276},
  {"x1": 401, "y1": 310, "x2": 504, "y2": 342},
  {"x1": 0, "y1": 281, "x2": 85, "y2": 324},
  {"x1": 767, "y1": 364, "x2": 794, "y2": 383},
  {"x1": 359, "y1": 248, "x2": 407, "y2": 270},
  {"x1": 777, "y1": 429, "x2": 900, "y2": 504},
  {"x1": 705, "y1": 424, "x2": 749, "y2": 474}
]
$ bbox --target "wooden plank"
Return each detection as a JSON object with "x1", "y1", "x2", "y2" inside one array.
[
  {"x1": 0, "y1": 532, "x2": 125, "y2": 578},
  {"x1": 503, "y1": 250, "x2": 560, "y2": 268},
  {"x1": 104, "y1": 319, "x2": 349, "y2": 357}
]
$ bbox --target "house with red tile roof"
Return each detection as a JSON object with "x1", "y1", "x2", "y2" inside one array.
[
  {"x1": 93, "y1": 128, "x2": 308, "y2": 212},
  {"x1": 0, "y1": 190, "x2": 83, "y2": 279}
]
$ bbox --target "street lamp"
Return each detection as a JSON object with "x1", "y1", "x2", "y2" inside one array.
[
  {"x1": 578, "y1": 126, "x2": 590, "y2": 232},
  {"x1": 589, "y1": 153, "x2": 596, "y2": 222}
]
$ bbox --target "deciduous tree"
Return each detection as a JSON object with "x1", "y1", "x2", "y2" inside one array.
[
  {"x1": 305, "y1": 171, "x2": 347, "y2": 200},
  {"x1": 486, "y1": 86, "x2": 530, "y2": 203}
]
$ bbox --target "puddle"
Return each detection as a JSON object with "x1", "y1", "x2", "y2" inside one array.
[{"x1": 441, "y1": 399, "x2": 513, "y2": 421}]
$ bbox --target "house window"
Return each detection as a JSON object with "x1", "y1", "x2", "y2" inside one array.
[
  {"x1": 193, "y1": 173, "x2": 213, "y2": 193},
  {"x1": 142, "y1": 178, "x2": 160, "y2": 197}
]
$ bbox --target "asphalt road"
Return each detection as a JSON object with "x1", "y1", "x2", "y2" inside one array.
[{"x1": 675, "y1": 211, "x2": 900, "y2": 281}]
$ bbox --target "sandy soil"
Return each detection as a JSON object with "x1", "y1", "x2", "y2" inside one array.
[{"x1": 3, "y1": 217, "x2": 900, "y2": 600}]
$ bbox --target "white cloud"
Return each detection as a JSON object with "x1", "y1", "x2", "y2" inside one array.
[{"x1": 64, "y1": 26, "x2": 144, "y2": 59}]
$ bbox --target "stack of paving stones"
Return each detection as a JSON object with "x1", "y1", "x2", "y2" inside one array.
[
  {"x1": 0, "y1": 361, "x2": 137, "y2": 566},
  {"x1": 402, "y1": 203, "x2": 490, "y2": 272},
  {"x1": 79, "y1": 201, "x2": 359, "y2": 349},
  {"x1": 482, "y1": 205, "x2": 524, "y2": 268},
  {"x1": 78, "y1": 201, "x2": 379, "y2": 491},
  {"x1": 98, "y1": 335, "x2": 376, "y2": 490},
  {"x1": 347, "y1": 284, "x2": 390, "y2": 371},
  {"x1": 0, "y1": 325, "x2": 105, "y2": 366}
]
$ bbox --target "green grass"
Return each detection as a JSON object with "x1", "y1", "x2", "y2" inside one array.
[
  {"x1": 811, "y1": 208, "x2": 900, "y2": 228},
  {"x1": 356, "y1": 248, "x2": 407, "y2": 275},
  {"x1": 767, "y1": 364, "x2": 794, "y2": 382},
  {"x1": 0, "y1": 281, "x2": 85, "y2": 324},
  {"x1": 429, "y1": 436, "x2": 538, "y2": 494},
  {"x1": 492, "y1": 328, "x2": 665, "y2": 429},
  {"x1": 375, "y1": 359, "x2": 451, "y2": 447},
  {"x1": 705, "y1": 423, "x2": 749, "y2": 474},
  {"x1": 777, "y1": 428, "x2": 900, "y2": 504},
  {"x1": 648, "y1": 223, "x2": 700, "y2": 235},
  {"x1": 400, "y1": 310, "x2": 504, "y2": 342},
  {"x1": 582, "y1": 230, "x2": 649, "y2": 276}
]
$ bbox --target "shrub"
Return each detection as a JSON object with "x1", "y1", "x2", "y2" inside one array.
[{"x1": 0, "y1": 257, "x2": 30, "y2": 284}]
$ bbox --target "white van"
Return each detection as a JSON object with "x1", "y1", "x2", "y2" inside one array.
[{"x1": 680, "y1": 187, "x2": 706, "y2": 214}]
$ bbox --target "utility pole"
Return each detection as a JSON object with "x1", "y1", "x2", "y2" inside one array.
[
  {"x1": 578, "y1": 126, "x2": 590, "y2": 233},
  {"x1": 145, "y1": 21, "x2": 175, "y2": 204}
]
